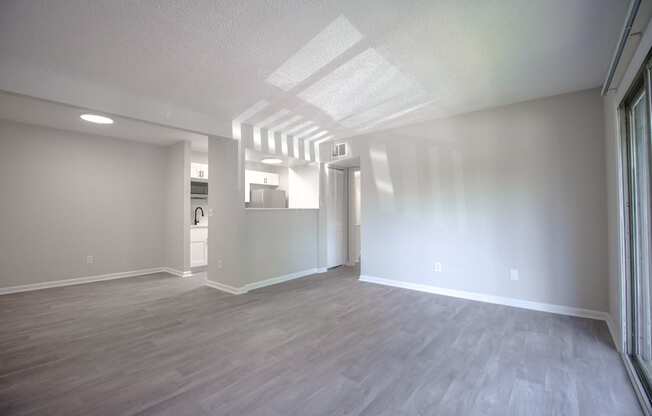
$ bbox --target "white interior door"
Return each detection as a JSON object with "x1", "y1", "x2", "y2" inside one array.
[
  {"x1": 348, "y1": 168, "x2": 361, "y2": 265},
  {"x1": 327, "y1": 168, "x2": 347, "y2": 268}
]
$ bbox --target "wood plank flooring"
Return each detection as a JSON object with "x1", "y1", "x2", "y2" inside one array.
[{"x1": 0, "y1": 266, "x2": 642, "y2": 415}]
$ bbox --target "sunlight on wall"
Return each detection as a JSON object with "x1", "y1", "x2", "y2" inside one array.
[
  {"x1": 280, "y1": 133, "x2": 289, "y2": 156},
  {"x1": 451, "y1": 149, "x2": 468, "y2": 233},
  {"x1": 369, "y1": 143, "x2": 395, "y2": 212},
  {"x1": 293, "y1": 136, "x2": 300, "y2": 159},
  {"x1": 268, "y1": 131, "x2": 277, "y2": 153},
  {"x1": 253, "y1": 126, "x2": 262, "y2": 151},
  {"x1": 266, "y1": 15, "x2": 363, "y2": 91},
  {"x1": 314, "y1": 135, "x2": 333, "y2": 161}
]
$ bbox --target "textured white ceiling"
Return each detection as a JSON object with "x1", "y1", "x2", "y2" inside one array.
[
  {"x1": 0, "y1": 91, "x2": 208, "y2": 150},
  {"x1": 0, "y1": 0, "x2": 628, "y2": 143}
]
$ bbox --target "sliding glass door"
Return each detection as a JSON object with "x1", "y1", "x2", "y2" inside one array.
[{"x1": 624, "y1": 67, "x2": 652, "y2": 396}]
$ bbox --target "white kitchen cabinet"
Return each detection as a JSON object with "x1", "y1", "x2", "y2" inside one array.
[
  {"x1": 244, "y1": 169, "x2": 280, "y2": 202},
  {"x1": 191, "y1": 163, "x2": 208, "y2": 179},
  {"x1": 245, "y1": 170, "x2": 278, "y2": 186},
  {"x1": 190, "y1": 227, "x2": 208, "y2": 267}
]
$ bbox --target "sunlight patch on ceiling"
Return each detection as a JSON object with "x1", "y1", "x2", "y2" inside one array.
[
  {"x1": 285, "y1": 120, "x2": 315, "y2": 136},
  {"x1": 233, "y1": 16, "x2": 436, "y2": 163},
  {"x1": 296, "y1": 125, "x2": 319, "y2": 138},
  {"x1": 298, "y1": 48, "x2": 424, "y2": 122},
  {"x1": 359, "y1": 99, "x2": 436, "y2": 131},
  {"x1": 256, "y1": 109, "x2": 291, "y2": 129},
  {"x1": 304, "y1": 130, "x2": 328, "y2": 143},
  {"x1": 266, "y1": 16, "x2": 363, "y2": 91},
  {"x1": 268, "y1": 114, "x2": 302, "y2": 131},
  {"x1": 232, "y1": 100, "x2": 269, "y2": 140}
]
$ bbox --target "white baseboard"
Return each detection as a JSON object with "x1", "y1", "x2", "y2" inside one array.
[
  {"x1": 359, "y1": 275, "x2": 609, "y2": 321},
  {"x1": 244, "y1": 268, "x2": 320, "y2": 292},
  {"x1": 204, "y1": 268, "x2": 320, "y2": 295},
  {"x1": 161, "y1": 267, "x2": 193, "y2": 278},
  {"x1": 0, "y1": 267, "x2": 165, "y2": 295},
  {"x1": 606, "y1": 314, "x2": 623, "y2": 352},
  {"x1": 316, "y1": 267, "x2": 328, "y2": 273},
  {"x1": 204, "y1": 279, "x2": 245, "y2": 295}
]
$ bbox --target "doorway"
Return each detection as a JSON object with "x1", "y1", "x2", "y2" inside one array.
[
  {"x1": 327, "y1": 167, "x2": 347, "y2": 268},
  {"x1": 348, "y1": 168, "x2": 361, "y2": 266},
  {"x1": 190, "y1": 151, "x2": 209, "y2": 272},
  {"x1": 326, "y1": 157, "x2": 361, "y2": 273}
]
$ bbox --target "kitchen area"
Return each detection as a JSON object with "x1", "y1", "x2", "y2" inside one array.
[
  {"x1": 189, "y1": 147, "x2": 319, "y2": 270},
  {"x1": 190, "y1": 157, "x2": 209, "y2": 269},
  {"x1": 244, "y1": 148, "x2": 319, "y2": 209}
]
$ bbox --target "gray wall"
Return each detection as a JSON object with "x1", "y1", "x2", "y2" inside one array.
[
  {"x1": 164, "y1": 140, "x2": 191, "y2": 273},
  {"x1": 329, "y1": 88, "x2": 608, "y2": 312},
  {"x1": 244, "y1": 209, "x2": 319, "y2": 284},
  {"x1": 0, "y1": 120, "x2": 168, "y2": 287},
  {"x1": 191, "y1": 151, "x2": 208, "y2": 164},
  {"x1": 207, "y1": 136, "x2": 321, "y2": 289},
  {"x1": 207, "y1": 136, "x2": 245, "y2": 288}
]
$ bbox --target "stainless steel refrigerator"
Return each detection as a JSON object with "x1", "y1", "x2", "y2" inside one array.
[{"x1": 250, "y1": 189, "x2": 287, "y2": 208}]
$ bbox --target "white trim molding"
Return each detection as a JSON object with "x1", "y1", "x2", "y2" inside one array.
[
  {"x1": 244, "y1": 268, "x2": 320, "y2": 292},
  {"x1": 161, "y1": 267, "x2": 193, "y2": 278},
  {"x1": 359, "y1": 275, "x2": 609, "y2": 321},
  {"x1": 204, "y1": 268, "x2": 321, "y2": 295},
  {"x1": 204, "y1": 279, "x2": 245, "y2": 295},
  {"x1": 0, "y1": 267, "x2": 165, "y2": 295}
]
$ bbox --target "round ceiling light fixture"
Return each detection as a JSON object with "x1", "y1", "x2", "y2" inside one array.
[
  {"x1": 261, "y1": 158, "x2": 283, "y2": 165},
  {"x1": 80, "y1": 114, "x2": 114, "y2": 124}
]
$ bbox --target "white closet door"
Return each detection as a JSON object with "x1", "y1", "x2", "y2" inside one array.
[{"x1": 327, "y1": 168, "x2": 347, "y2": 268}]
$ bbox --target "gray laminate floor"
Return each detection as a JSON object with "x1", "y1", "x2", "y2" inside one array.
[{"x1": 0, "y1": 266, "x2": 642, "y2": 415}]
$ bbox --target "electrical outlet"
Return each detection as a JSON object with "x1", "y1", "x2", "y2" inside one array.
[
  {"x1": 217, "y1": 259, "x2": 223, "y2": 269},
  {"x1": 510, "y1": 268, "x2": 519, "y2": 281},
  {"x1": 86, "y1": 255, "x2": 94, "y2": 265},
  {"x1": 434, "y1": 262, "x2": 442, "y2": 273}
]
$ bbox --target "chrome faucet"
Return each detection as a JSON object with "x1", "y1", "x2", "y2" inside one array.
[{"x1": 194, "y1": 207, "x2": 204, "y2": 225}]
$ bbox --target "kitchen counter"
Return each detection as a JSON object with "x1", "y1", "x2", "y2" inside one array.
[{"x1": 191, "y1": 224, "x2": 208, "y2": 229}]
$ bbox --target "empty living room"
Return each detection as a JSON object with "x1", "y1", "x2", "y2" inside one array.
[{"x1": 1, "y1": 0, "x2": 652, "y2": 414}]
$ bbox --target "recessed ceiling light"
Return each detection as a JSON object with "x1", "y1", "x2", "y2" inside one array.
[
  {"x1": 261, "y1": 158, "x2": 283, "y2": 165},
  {"x1": 80, "y1": 114, "x2": 114, "y2": 124}
]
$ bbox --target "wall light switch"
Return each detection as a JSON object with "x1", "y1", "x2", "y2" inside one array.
[
  {"x1": 510, "y1": 268, "x2": 519, "y2": 281},
  {"x1": 86, "y1": 255, "x2": 94, "y2": 265},
  {"x1": 434, "y1": 262, "x2": 442, "y2": 273}
]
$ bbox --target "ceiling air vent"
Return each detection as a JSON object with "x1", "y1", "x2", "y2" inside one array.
[{"x1": 332, "y1": 142, "x2": 347, "y2": 159}]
